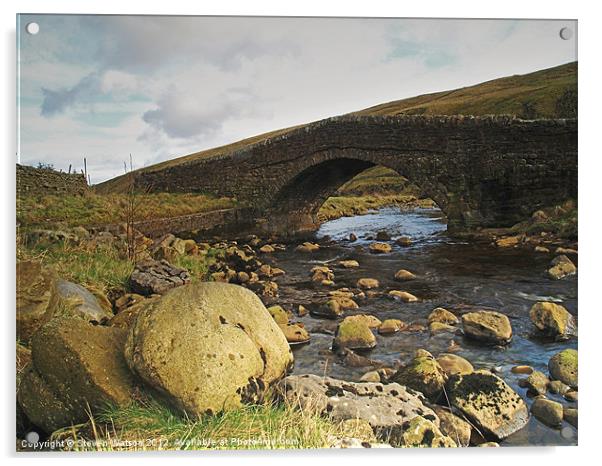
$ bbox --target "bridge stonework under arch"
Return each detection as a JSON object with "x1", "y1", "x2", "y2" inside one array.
[{"x1": 135, "y1": 115, "x2": 577, "y2": 236}]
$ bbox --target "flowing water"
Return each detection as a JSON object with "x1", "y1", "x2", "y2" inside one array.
[{"x1": 262, "y1": 207, "x2": 578, "y2": 446}]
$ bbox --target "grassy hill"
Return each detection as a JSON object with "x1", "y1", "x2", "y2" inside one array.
[{"x1": 96, "y1": 61, "x2": 576, "y2": 194}]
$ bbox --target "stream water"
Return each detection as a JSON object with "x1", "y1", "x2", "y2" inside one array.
[{"x1": 263, "y1": 207, "x2": 578, "y2": 446}]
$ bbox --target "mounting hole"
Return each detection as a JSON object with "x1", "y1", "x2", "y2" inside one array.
[
  {"x1": 26, "y1": 22, "x2": 40, "y2": 35},
  {"x1": 559, "y1": 27, "x2": 573, "y2": 40}
]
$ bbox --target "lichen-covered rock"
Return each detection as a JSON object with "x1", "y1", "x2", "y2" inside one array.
[
  {"x1": 49, "y1": 279, "x2": 114, "y2": 325},
  {"x1": 547, "y1": 255, "x2": 577, "y2": 280},
  {"x1": 394, "y1": 269, "x2": 416, "y2": 281},
  {"x1": 461, "y1": 310, "x2": 512, "y2": 345},
  {"x1": 129, "y1": 259, "x2": 190, "y2": 296},
  {"x1": 432, "y1": 407, "x2": 472, "y2": 447},
  {"x1": 548, "y1": 349, "x2": 578, "y2": 388},
  {"x1": 277, "y1": 374, "x2": 438, "y2": 446},
  {"x1": 16, "y1": 261, "x2": 57, "y2": 342},
  {"x1": 524, "y1": 370, "x2": 549, "y2": 396},
  {"x1": 333, "y1": 316, "x2": 376, "y2": 351},
  {"x1": 436, "y1": 353, "x2": 474, "y2": 376},
  {"x1": 356, "y1": 278, "x2": 379, "y2": 289},
  {"x1": 391, "y1": 352, "x2": 447, "y2": 401},
  {"x1": 125, "y1": 282, "x2": 293, "y2": 417},
  {"x1": 529, "y1": 302, "x2": 577, "y2": 340},
  {"x1": 446, "y1": 370, "x2": 529, "y2": 440},
  {"x1": 531, "y1": 398, "x2": 563, "y2": 427},
  {"x1": 428, "y1": 307, "x2": 459, "y2": 325},
  {"x1": 18, "y1": 318, "x2": 136, "y2": 433},
  {"x1": 369, "y1": 242, "x2": 391, "y2": 254},
  {"x1": 399, "y1": 416, "x2": 456, "y2": 448}
]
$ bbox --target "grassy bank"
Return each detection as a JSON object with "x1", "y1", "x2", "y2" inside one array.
[
  {"x1": 17, "y1": 191, "x2": 236, "y2": 231},
  {"x1": 52, "y1": 398, "x2": 363, "y2": 451}
]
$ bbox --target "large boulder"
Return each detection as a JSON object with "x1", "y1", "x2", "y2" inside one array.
[
  {"x1": 129, "y1": 259, "x2": 190, "y2": 296},
  {"x1": 124, "y1": 282, "x2": 293, "y2": 417},
  {"x1": 277, "y1": 374, "x2": 439, "y2": 446},
  {"x1": 16, "y1": 261, "x2": 56, "y2": 342},
  {"x1": 548, "y1": 349, "x2": 578, "y2": 388},
  {"x1": 529, "y1": 302, "x2": 577, "y2": 340},
  {"x1": 446, "y1": 370, "x2": 529, "y2": 440},
  {"x1": 17, "y1": 318, "x2": 136, "y2": 433},
  {"x1": 49, "y1": 279, "x2": 114, "y2": 325},
  {"x1": 391, "y1": 351, "x2": 447, "y2": 401},
  {"x1": 461, "y1": 310, "x2": 512, "y2": 345}
]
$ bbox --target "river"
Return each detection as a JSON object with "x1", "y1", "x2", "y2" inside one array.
[{"x1": 263, "y1": 206, "x2": 578, "y2": 446}]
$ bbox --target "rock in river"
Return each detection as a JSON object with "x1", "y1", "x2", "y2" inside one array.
[
  {"x1": 461, "y1": 310, "x2": 512, "y2": 345},
  {"x1": 446, "y1": 370, "x2": 529, "y2": 440},
  {"x1": 333, "y1": 316, "x2": 377, "y2": 351},
  {"x1": 18, "y1": 317, "x2": 136, "y2": 433},
  {"x1": 129, "y1": 258, "x2": 190, "y2": 296},
  {"x1": 356, "y1": 278, "x2": 379, "y2": 289},
  {"x1": 399, "y1": 416, "x2": 456, "y2": 448},
  {"x1": 547, "y1": 255, "x2": 577, "y2": 280},
  {"x1": 529, "y1": 302, "x2": 577, "y2": 340},
  {"x1": 388, "y1": 290, "x2": 418, "y2": 302},
  {"x1": 432, "y1": 406, "x2": 472, "y2": 447},
  {"x1": 428, "y1": 307, "x2": 460, "y2": 325},
  {"x1": 548, "y1": 349, "x2": 578, "y2": 388},
  {"x1": 531, "y1": 398, "x2": 563, "y2": 427},
  {"x1": 278, "y1": 323, "x2": 310, "y2": 345},
  {"x1": 436, "y1": 353, "x2": 474, "y2": 376},
  {"x1": 368, "y1": 242, "x2": 392, "y2": 254},
  {"x1": 125, "y1": 282, "x2": 293, "y2": 417},
  {"x1": 524, "y1": 370, "x2": 549, "y2": 396},
  {"x1": 391, "y1": 351, "x2": 447, "y2": 401},
  {"x1": 378, "y1": 319, "x2": 406, "y2": 335},
  {"x1": 394, "y1": 269, "x2": 416, "y2": 281},
  {"x1": 277, "y1": 374, "x2": 439, "y2": 446},
  {"x1": 296, "y1": 242, "x2": 320, "y2": 253},
  {"x1": 339, "y1": 260, "x2": 360, "y2": 269}
]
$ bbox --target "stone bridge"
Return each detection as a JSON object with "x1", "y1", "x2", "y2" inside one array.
[{"x1": 131, "y1": 115, "x2": 577, "y2": 236}]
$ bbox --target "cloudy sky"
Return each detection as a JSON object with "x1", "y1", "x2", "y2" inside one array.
[{"x1": 17, "y1": 15, "x2": 577, "y2": 183}]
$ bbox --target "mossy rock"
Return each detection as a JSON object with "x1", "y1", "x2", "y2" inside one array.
[
  {"x1": 529, "y1": 302, "x2": 576, "y2": 339},
  {"x1": 548, "y1": 349, "x2": 578, "y2": 388},
  {"x1": 125, "y1": 282, "x2": 293, "y2": 417},
  {"x1": 18, "y1": 317, "x2": 136, "y2": 433},
  {"x1": 333, "y1": 316, "x2": 377, "y2": 351},
  {"x1": 391, "y1": 354, "x2": 446, "y2": 401},
  {"x1": 399, "y1": 416, "x2": 456, "y2": 448}
]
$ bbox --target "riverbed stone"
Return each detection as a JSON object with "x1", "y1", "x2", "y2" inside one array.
[
  {"x1": 394, "y1": 269, "x2": 416, "y2": 281},
  {"x1": 369, "y1": 242, "x2": 392, "y2": 254},
  {"x1": 547, "y1": 255, "x2": 577, "y2": 280},
  {"x1": 429, "y1": 322, "x2": 457, "y2": 334},
  {"x1": 277, "y1": 374, "x2": 438, "y2": 446},
  {"x1": 388, "y1": 290, "x2": 418, "y2": 302},
  {"x1": 359, "y1": 370, "x2": 382, "y2": 383},
  {"x1": 278, "y1": 323, "x2": 310, "y2": 345},
  {"x1": 16, "y1": 261, "x2": 57, "y2": 342},
  {"x1": 524, "y1": 370, "x2": 549, "y2": 395},
  {"x1": 564, "y1": 407, "x2": 578, "y2": 428},
  {"x1": 436, "y1": 353, "x2": 474, "y2": 376},
  {"x1": 399, "y1": 416, "x2": 456, "y2": 448},
  {"x1": 329, "y1": 295, "x2": 359, "y2": 310},
  {"x1": 548, "y1": 349, "x2": 578, "y2": 388},
  {"x1": 259, "y1": 244, "x2": 275, "y2": 253},
  {"x1": 529, "y1": 302, "x2": 577, "y2": 340},
  {"x1": 391, "y1": 352, "x2": 447, "y2": 401},
  {"x1": 428, "y1": 307, "x2": 460, "y2": 325},
  {"x1": 129, "y1": 259, "x2": 190, "y2": 296},
  {"x1": 511, "y1": 365, "x2": 534, "y2": 375},
  {"x1": 311, "y1": 299, "x2": 345, "y2": 319},
  {"x1": 564, "y1": 390, "x2": 578, "y2": 402},
  {"x1": 446, "y1": 370, "x2": 529, "y2": 440},
  {"x1": 339, "y1": 260, "x2": 360, "y2": 269},
  {"x1": 396, "y1": 236, "x2": 412, "y2": 247},
  {"x1": 432, "y1": 406, "x2": 472, "y2": 447},
  {"x1": 378, "y1": 319, "x2": 406, "y2": 335},
  {"x1": 267, "y1": 305, "x2": 289, "y2": 325},
  {"x1": 461, "y1": 310, "x2": 512, "y2": 345},
  {"x1": 310, "y1": 265, "x2": 334, "y2": 283},
  {"x1": 333, "y1": 316, "x2": 377, "y2": 351},
  {"x1": 125, "y1": 282, "x2": 293, "y2": 416},
  {"x1": 296, "y1": 242, "x2": 320, "y2": 253},
  {"x1": 356, "y1": 278, "x2": 379, "y2": 289},
  {"x1": 548, "y1": 380, "x2": 570, "y2": 395},
  {"x1": 18, "y1": 317, "x2": 136, "y2": 433},
  {"x1": 531, "y1": 398, "x2": 563, "y2": 427}
]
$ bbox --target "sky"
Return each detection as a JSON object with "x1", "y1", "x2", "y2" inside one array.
[{"x1": 17, "y1": 15, "x2": 577, "y2": 183}]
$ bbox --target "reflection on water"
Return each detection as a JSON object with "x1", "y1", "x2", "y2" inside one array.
[{"x1": 265, "y1": 206, "x2": 577, "y2": 446}]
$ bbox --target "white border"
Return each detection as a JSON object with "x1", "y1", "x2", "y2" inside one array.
[{"x1": 2, "y1": 1, "x2": 600, "y2": 465}]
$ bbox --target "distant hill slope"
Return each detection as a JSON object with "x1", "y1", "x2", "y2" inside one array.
[{"x1": 96, "y1": 61, "x2": 576, "y2": 194}]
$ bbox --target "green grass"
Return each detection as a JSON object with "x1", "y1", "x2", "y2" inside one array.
[
  {"x1": 17, "y1": 191, "x2": 237, "y2": 231},
  {"x1": 53, "y1": 398, "x2": 362, "y2": 451},
  {"x1": 512, "y1": 200, "x2": 578, "y2": 239}
]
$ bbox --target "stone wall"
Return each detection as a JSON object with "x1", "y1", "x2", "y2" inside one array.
[
  {"x1": 17, "y1": 164, "x2": 89, "y2": 197},
  {"x1": 107, "y1": 115, "x2": 577, "y2": 235}
]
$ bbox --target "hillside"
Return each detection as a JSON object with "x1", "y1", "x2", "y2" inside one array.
[{"x1": 96, "y1": 61, "x2": 576, "y2": 194}]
